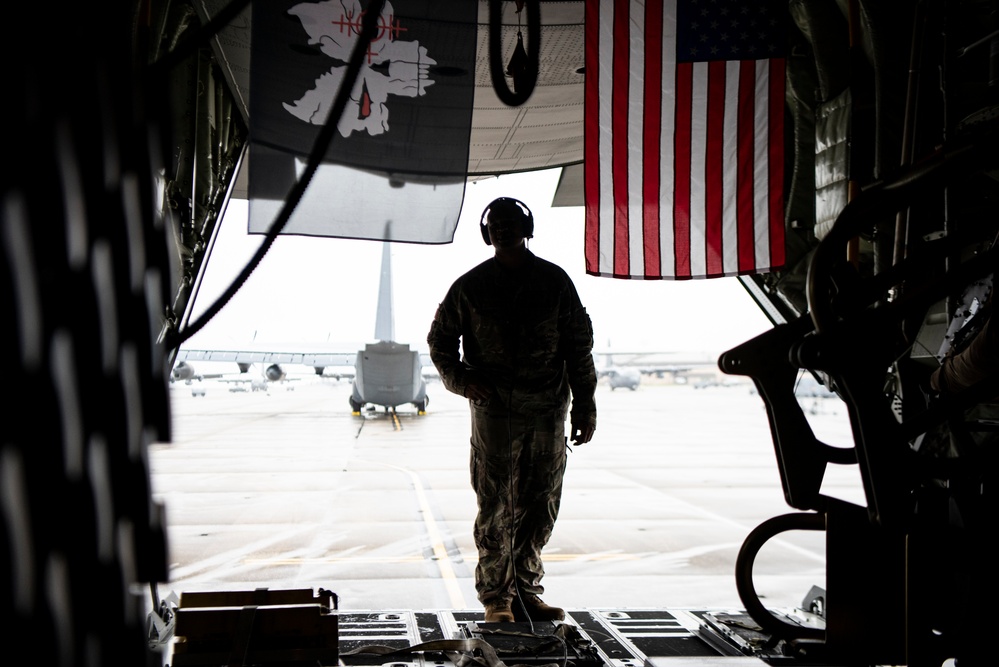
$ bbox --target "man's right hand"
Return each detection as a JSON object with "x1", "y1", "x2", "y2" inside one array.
[
  {"x1": 570, "y1": 422, "x2": 595, "y2": 445},
  {"x1": 463, "y1": 381, "x2": 493, "y2": 403},
  {"x1": 462, "y1": 370, "x2": 494, "y2": 403}
]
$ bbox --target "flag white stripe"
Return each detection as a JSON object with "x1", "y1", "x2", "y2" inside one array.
[
  {"x1": 722, "y1": 60, "x2": 740, "y2": 275},
  {"x1": 659, "y1": 0, "x2": 677, "y2": 277},
  {"x1": 754, "y1": 59, "x2": 772, "y2": 270},
  {"x1": 688, "y1": 61, "x2": 708, "y2": 278},
  {"x1": 597, "y1": 0, "x2": 616, "y2": 276},
  {"x1": 628, "y1": 3, "x2": 646, "y2": 275}
]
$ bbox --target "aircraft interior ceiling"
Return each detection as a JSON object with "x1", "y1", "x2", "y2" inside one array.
[{"x1": 3, "y1": 0, "x2": 999, "y2": 665}]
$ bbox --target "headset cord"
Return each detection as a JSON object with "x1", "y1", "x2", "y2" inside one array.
[
  {"x1": 506, "y1": 332, "x2": 536, "y2": 633},
  {"x1": 506, "y1": 266, "x2": 571, "y2": 665},
  {"x1": 504, "y1": 278, "x2": 535, "y2": 633},
  {"x1": 507, "y1": 385, "x2": 535, "y2": 632}
]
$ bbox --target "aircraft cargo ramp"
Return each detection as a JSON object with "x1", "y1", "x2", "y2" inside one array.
[
  {"x1": 334, "y1": 607, "x2": 816, "y2": 664},
  {"x1": 154, "y1": 587, "x2": 825, "y2": 666}
]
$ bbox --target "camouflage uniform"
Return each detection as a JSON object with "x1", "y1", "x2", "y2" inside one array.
[
  {"x1": 427, "y1": 250, "x2": 597, "y2": 608},
  {"x1": 921, "y1": 304, "x2": 999, "y2": 457}
]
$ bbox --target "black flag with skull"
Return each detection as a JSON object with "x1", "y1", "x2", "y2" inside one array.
[{"x1": 248, "y1": 0, "x2": 476, "y2": 242}]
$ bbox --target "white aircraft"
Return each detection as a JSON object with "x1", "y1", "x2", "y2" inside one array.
[{"x1": 173, "y1": 243, "x2": 430, "y2": 414}]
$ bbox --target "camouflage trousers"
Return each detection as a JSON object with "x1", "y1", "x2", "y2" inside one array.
[{"x1": 469, "y1": 406, "x2": 568, "y2": 606}]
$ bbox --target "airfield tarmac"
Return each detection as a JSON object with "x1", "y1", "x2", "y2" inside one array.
[{"x1": 149, "y1": 372, "x2": 862, "y2": 616}]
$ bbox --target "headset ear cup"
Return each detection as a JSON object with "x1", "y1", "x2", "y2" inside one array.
[{"x1": 480, "y1": 200, "x2": 493, "y2": 244}]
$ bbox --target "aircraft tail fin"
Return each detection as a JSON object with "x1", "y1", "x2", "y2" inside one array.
[{"x1": 374, "y1": 243, "x2": 395, "y2": 342}]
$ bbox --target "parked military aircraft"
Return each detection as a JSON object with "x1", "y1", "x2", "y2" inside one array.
[
  {"x1": 7, "y1": 1, "x2": 999, "y2": 666},
  {"x1": 173, "y1": 243, "x2": 430, "y2": 413},
  {"x1": 171, "y1": 357, "x2": 288, "y2": 393},
  {"x1": 605, "y1": 366, "x2": 641, "y2": 391},
  {"x1": 171, "y1": 354, "x2": 313, "y2": 394}
]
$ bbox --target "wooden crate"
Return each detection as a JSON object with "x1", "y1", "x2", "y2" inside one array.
[
  {"x1": 178, "y1": 588, "x2": 337, "y2": 610},
  {"x1": 172, "y1": 588, "x2": 338, "y2": 666}
]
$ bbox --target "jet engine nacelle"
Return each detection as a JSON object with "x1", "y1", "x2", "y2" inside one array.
[
  {"x1": 172, "y1": 361, "x2": 196, "y2": 381},
  {"x1": 264, "y1": 364, "x2": 286, "y2": 382}
]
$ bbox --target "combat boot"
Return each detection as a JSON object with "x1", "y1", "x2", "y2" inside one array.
[
  {"x1": 483, "y1": 600, "x2": 515, "y2": 622},
  {"x1": 518, "y1": 594, "x2": 564, "y2": 621}
]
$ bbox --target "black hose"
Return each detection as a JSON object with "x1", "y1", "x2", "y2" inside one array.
[
  {"x1": 166, "y1": 0, "x2": 386, "y2": 350},
  {"x1": 735, "y1": 512, "x2": 826, "y2": 641}
]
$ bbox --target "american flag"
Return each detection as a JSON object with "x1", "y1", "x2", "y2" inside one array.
[{"x1": 584, "y1": 0, "x2": 786, "y2": 279}]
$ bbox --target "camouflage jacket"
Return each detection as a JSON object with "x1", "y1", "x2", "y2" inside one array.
[{"x1": 427, "y1": 251, "x2": 597, "y2": 427}]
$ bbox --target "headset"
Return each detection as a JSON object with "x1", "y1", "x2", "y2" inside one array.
[{"x1": 479, "y1": 197, "x2": 534, "y2": 245}]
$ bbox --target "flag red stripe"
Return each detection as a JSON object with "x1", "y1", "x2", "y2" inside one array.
[
  {"x1": 768, "y1": 57, "x2": 786, "y2": 268},
  {"x1": 673, "y1": 62, "x2": 692, "y2": 279},
  {"x1": 583, "y1": 0, "x2": 601, "y2": 274},
  {"x1": 705, "y1": 61, "x2": 725, "y2": 277},
  {"x1": 642, "y1": 0, "x2": 663, "y2": 278},
  {"x1": 737, "y1": 60, "x2": 756, "y2": 272},
  {"x1": 612, "y1": 0, "x2": 631, "y2": 276}
]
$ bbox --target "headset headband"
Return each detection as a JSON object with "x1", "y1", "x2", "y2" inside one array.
[{"x1": 479, "y1": 197, "x2": 534, "y2": 245}]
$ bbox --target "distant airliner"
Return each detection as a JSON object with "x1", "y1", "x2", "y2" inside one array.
[
  {"x1": 172, "y1": 243, "x2": 431, "y2": 414},
  {"x1": 592, "y1": 350, "x2": 717, "y2": 390}
]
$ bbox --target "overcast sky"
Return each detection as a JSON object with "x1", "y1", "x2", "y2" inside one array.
[{"x1": 181, "y1": 168, "x2": 773, "y2": 359}]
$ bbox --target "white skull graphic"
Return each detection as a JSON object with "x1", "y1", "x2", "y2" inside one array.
[{"x1": 282, "y1": 0, "x2": 437, "y2": 137}]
